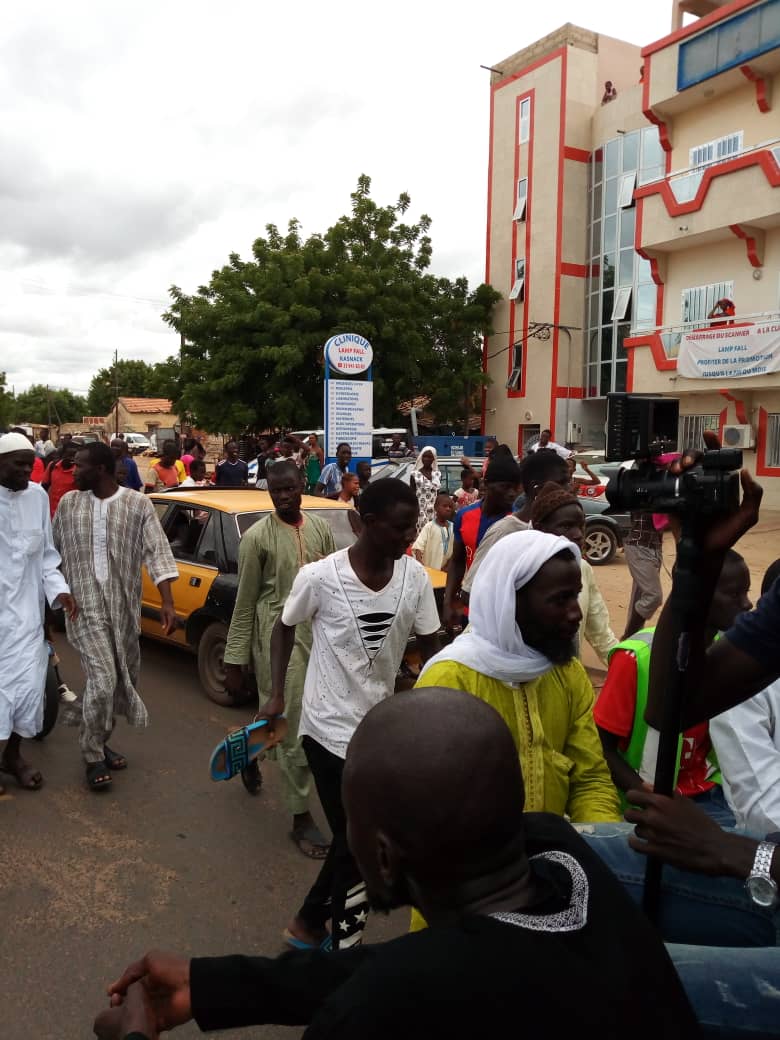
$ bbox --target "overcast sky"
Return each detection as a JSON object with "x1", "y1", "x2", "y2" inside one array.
[{"x1": 1, "y1": 0, "x2": 671, "y2": 398}]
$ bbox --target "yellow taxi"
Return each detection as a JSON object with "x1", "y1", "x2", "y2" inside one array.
[{"x1": 141, "y1": 487, "x2": 445, "y2": 704}]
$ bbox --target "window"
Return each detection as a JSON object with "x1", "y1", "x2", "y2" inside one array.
[
  {"x1": 519, "y1": 97, "x2": 531, "y2": 144},
  {"x1": 681, "y1": 281, "x2": 734, "y2": 325},
  {"x1": 618, "y1": 171, "x2": 636, "y2": 208},
  {"x1": 611, "y1": 287, "x2": 632, "y2": 321},
  {"x1": 678, "y1": 0, "x2": 780, "y2": 90},
  {"x1": 507, "y1": 340, "x2": 523, "y2": 391},
  {"x1": 689, "y1": 132, "x2": 743, "y2": 169},
  {"x1": 513, "y1": 177, "x2": 528, "y2": 221},
  {"x1": 165, "y1": 505, "x2": 212, "y2": 561},
  {"x1": 680, "y1": 414, "x2": 720, "y2": 452},
  {"x1": 510, "y1": 259, "x2": 525, "y2": 302},
  {"x1": 519, "y1": 424, "x2": 540, "y2": 454},
  {"x1": 768, "y1": 413, "x2": 780, "y2": 467}
]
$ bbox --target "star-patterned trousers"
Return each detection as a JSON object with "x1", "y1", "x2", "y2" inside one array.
[{"x1": 298, "y1": 736, "x2": 369, "y2": 950}]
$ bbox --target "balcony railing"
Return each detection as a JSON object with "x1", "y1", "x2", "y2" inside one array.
[
  {"x1": 639, "y1": 140, "x2": 780, "y2": 197},
  {"x1": 631, "y1": 311, "x2": 780, "y2": 360}
]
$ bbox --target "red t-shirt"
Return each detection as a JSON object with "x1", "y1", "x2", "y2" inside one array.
[
  {"x1": 594, "y1": 649, "x2": 715, "y2": 797},
  {"x1": 30, "y1": 456, "x2": 45, "y2": 483},
  {"x1": 45, "y1": 460, "x2": 77, "y2": 516}
]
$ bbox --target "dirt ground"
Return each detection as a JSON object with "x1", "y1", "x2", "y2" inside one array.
[{"x1": 581, "y1": 508, "x2": 780, "y2": 689}]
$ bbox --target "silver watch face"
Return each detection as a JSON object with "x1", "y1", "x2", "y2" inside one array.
[{"x1": 746, "y1": 874, "x2": 778, "y2": 908}]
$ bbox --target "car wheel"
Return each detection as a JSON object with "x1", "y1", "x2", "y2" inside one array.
[
  {"x1": 584, "y1": 523, "x2": 617, "y2": 566},
  {"x1": 197, "y1": 622, "x2": 234, "y2": 706}
]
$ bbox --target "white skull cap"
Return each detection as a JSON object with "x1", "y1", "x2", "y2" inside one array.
[{"x1": 0, "y1": 432, "x2": 35, "y2": 454}]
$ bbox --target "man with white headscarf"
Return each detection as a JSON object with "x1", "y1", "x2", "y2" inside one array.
[
  {"x1": 416, "y1": 530, "x2": 620, "y2": 823},
  {"x1": 0, "y1": 432, "x2": 77, "y2": 794}
]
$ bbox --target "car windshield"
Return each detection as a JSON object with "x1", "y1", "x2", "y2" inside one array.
[{"x1": 236, "y1": 508, "x2": 358, "y2": 550}]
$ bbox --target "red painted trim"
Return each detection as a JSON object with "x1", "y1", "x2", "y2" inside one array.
[
  {"x1": 491, "y1": 45, "x2": 567, "y2": 92},
  {"x1": 757, "y1": 407, "x2": 780, "y2": 476},
  {"x1": 719, "y1": 389, "x2": 748, "y2": 425},
  {"x1": 634, "y1": 149, "x2": 780, "y2": 216},
  {"x1": 729, "y1": 223, "x2": 763, "y2": 267},
  {"x1": 642, "y1": 0, "x2": 763, "y2": 57},
  {"x1": 564, "y1": 145, "x2": 590, "y2": 163},
  {"x1": 482, "y1": 83, "x2": 496, "y2": 434},
  {"x1": 756, "y1": 406, "x2": 780, "y2": 475},
  {"x1": 507, "y1": 88, "x2": 535, "y2": 400},
  {"x1": 556, "y1": 386, "x2": 585, "y2": 399},
  {"x1": 740, "y1": 64, "x2": 771, "y2": 112},
  {"x1": 641, "y1": 53, "x2": 672, "y2": 160},
  {"x1": 624, "y1": 332, "x2": 678, "y2": 372},
  {"x1": 560, "y1": 262, "x2": 588, "y2": 277},
  {"x1": 548, "y1": 49, "x2": 568, "y2": 436},
  {"x1": 718, "y1": 406, "x2": 729, "y2": 442}
]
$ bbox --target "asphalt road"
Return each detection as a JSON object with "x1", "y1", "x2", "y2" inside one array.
[{"x1": 0, "y1": 635, "x2": 402, "y2": 1040}]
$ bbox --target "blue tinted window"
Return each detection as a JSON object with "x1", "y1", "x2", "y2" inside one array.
[{"x1": 679, "y1": 0, "x2": 780, "y2": 89}]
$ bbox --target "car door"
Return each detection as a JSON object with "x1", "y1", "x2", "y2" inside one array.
[{"x1": 141, "y1": 503, "x2": 222, "y2": 648}]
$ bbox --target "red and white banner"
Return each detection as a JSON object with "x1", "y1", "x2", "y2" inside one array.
[{"x1": 678, "y1": 322, "x2": 780, "y2": 380}]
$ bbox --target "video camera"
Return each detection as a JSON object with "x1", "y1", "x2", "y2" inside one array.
[{"x1": 604, "y1": 393, "x2": 741, "y2": 516}]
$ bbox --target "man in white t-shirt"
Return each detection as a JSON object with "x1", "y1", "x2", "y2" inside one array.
[
  {"x1": 264, "y1": 479, "x2": 440, "y2": 952},
  {"x1": 527, "y1": 429, "x2": 573, "y2": 460}
]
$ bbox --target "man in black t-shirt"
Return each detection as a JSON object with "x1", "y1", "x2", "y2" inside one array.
[
  {"x1": 214, "y1": 441, "x2": 248, "y2": 487},
  {"x1": 95, "y1": 688, "x2": 696, "y2": 1040}
]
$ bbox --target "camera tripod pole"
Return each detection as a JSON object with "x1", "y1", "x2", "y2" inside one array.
[{"x1": 641, "y1": 519, "x2": 702, "y2": 922}]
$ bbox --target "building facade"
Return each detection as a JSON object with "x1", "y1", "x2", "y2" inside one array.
[{"x1": 483, "y1": 0, "x2": 780, "y2": 502}]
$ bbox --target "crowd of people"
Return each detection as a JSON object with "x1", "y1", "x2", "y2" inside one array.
[{"x1": 5, "y1": 421, "x2": 780, "y2": 1037}]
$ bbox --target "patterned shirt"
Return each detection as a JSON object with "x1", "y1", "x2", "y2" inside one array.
[{"x1": 624, "y1": 512, "x2": 662, "y2": 551}]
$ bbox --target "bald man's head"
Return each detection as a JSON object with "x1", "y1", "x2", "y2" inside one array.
[{"x1": 343, "y1": 687, "x2": 526, "y2": 914}]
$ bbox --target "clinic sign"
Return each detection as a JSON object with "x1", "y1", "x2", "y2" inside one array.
[
  {"x1": 678, "y1": 322, "x2": 780, "y2": 380},
  {"x1": 324, "y1": 333, "x2": 374, "y2": 461},
  {"x1": 325, "y1": 333, "x2": 373, "y2": 375}
]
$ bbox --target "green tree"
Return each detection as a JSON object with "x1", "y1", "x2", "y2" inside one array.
[
  {"x1": 86, "y1": 359, "x2": 174, "y2": 415},
  {"x1": 0, "y1": 372, "x2": 13, "y2": 428},
  {"x1": 164, "y1": 176, "x2": 498, "y2": 432},
  {"x1": 11, "y1": 384, "x2": 88, "y2": 425}
]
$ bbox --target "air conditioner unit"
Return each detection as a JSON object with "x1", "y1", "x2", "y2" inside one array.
[{"x1": 721, "y1": 424, "x2": 754, "y2": 450}]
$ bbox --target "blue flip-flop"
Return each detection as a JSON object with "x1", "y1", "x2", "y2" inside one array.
[
  {"x1": 209, "y1": 718, "x2": 287, "y2": 782},
  {"x1": 282, "y1": 929, "x2": 332, "y2": 952}
]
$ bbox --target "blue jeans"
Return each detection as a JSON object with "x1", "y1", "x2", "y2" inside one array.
[
  {"x1": 581, "y1": 824, "x2": 780, "y2": 1038},
  {"x1": 578, "y1": 823, "x2": 776, "y2": 946},
  {"x1": 670, "y1": 945, "x2": 780, "y2": 1038},
  {"x1": 691, "y1": 786, "x2": 736, "y2": 829}
]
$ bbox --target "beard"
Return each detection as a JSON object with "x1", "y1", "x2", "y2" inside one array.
[{"x1": 524, "y1": 631, "x2": 577, "y2": 665}]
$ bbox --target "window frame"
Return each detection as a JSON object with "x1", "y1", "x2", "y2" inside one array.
[
  {"x1": 679, "y1": 414, "x2": 721, "y2": 453},
  {"x1": 611, "y1": 286, "x2": 632, "y2": 321},
  {"x1": 689, "y1": 131, "x2": 743, "y2": 169},
  {"x1": 681, "y1": 280, "x2": 734, "y2": 326},
  {"x1": 618, "y1": 171, "x2": 637, "y2": 208},
  {"x1": 510, "y1": 258, "x2": 526, "y2": 302},
  {"x1": 767, "y1": 413, "x2": 780, "y2": 468},
  {"x1": 519, "y1": 97, "x2": 531, "y2": 145},
  {"x1": 513, "y1": 177, "x2": 528, "y2": 221}
]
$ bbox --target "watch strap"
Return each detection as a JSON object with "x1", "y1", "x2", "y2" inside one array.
[{"x1": 751, "y1": 841, "x2": 777, "y2": 881}]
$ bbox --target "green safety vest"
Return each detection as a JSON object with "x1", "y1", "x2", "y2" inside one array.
[{"x1": 607, "y1": 628, "x2": 721, "y2": 794}]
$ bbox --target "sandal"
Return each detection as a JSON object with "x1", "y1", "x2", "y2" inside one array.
[
  {"x1": 209, "y1": 717, "x2": 288, "y2": 782},
  {"x1": 104, "y1": 745, "x2": 128, "y2": 770},
  {"x1": 86, "y1": 761, "x2": 112, "y2": 790},
  {"x1": 290, "y1": 824, "x2": 330, "y2": 860}
]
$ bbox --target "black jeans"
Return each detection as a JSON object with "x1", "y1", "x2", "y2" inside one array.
[{"x1": 297, "y1": 736, "x2": 369, "y2": 950}]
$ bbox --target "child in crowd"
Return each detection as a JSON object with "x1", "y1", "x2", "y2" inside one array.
[
  {"x1": 453, "y1": 467, "x2": 479, "y2": 508},
  {"x1": 413, "y1": 492, "x2": 455, "y2": 571},
  {"x1": 336, "y1": 472, "x2": 360, "y2": 506},
  {"x1": 181, "y1": 459, "x2": 210, "y2": 487}
]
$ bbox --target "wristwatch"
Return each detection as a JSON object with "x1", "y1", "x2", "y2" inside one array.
[{"x1": 745, "y1": 841, "x2": 778, "y2": 909}]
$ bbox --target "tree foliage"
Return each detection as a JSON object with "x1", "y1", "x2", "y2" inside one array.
[
  {"x1": 11, "y1": 383, "x2": 88, "y2": 425},
  {"x1": 164, "y1": 176, "x2": 500, "y2": 432},
  {"x1": 86, "y1": 358, "x2": 178, "y2": 415},
  {"x1": 0, "y1": 373, "x2": 13, "y2": 428}
]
